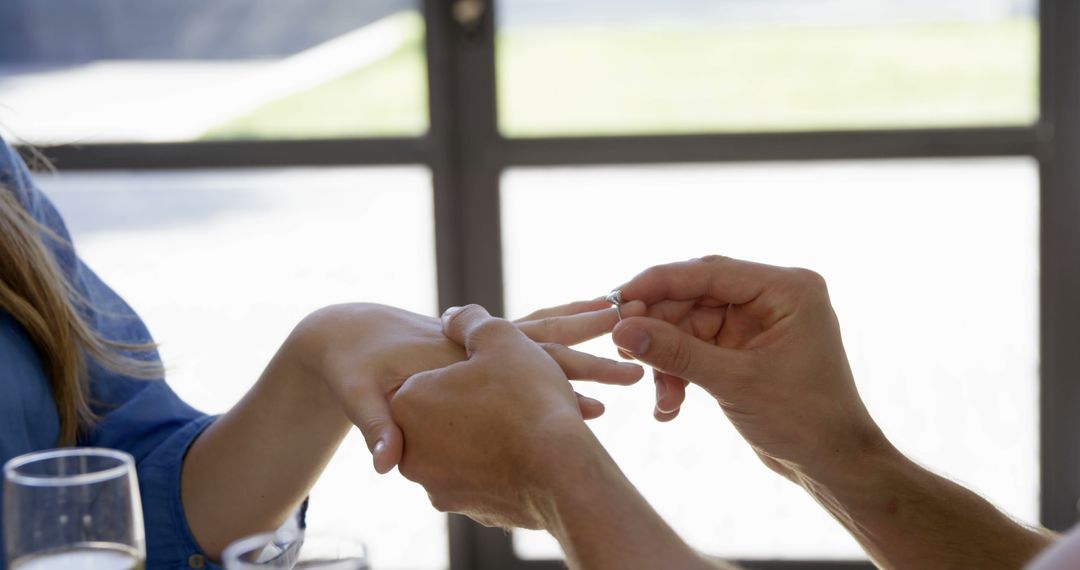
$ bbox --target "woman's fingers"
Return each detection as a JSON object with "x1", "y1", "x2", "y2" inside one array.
[
  {"x1": 576, "y1": 392, "x2": 605, "y2": 420},
  {"x1": 343, "y1": 381, "x2": 405, "y2": 474},
  {"x1": 514, "y1": 298, "x2": 610, "y2": 322},
  {"x1": 541, "y1": 343, "x2": 644, "y2": 385},
  {"x1": 519, "y1": 300, "x2": 646, "y2": 346}
]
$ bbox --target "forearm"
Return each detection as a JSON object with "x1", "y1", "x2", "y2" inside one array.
[
  {"x1": 180, "y1": 331, "x2": 352, "y2": 558},
  {"x1": 535, "y1": 432, "x2": 731, "y2": 570},
  {"x1": 799, "y1": 442, "x2": 1054, "y2": 569}
]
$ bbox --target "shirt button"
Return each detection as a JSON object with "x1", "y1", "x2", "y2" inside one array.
[{"x1": 188, "y1": 554, "x2": 206, "y2": 569}]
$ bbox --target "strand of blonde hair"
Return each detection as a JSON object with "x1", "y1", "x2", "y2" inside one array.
[{"x1": 0, "y1": 188, "x2": 160, "y2": 445}]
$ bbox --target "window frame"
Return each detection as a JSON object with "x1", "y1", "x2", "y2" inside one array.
[{"x1": 17, "y1": 1, "x2": 1080, "y2": 569}]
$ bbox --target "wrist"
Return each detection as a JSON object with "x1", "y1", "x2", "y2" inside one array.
[
  {"x1": 525, "y1": 427, "x2": 711, "y2": 569},
  {"x1": 279, "y1": 314, "x2": 354, "y2": 428},
  {"x1": 791, "y1": 418, "x2": 898, "y2": 492},
  {"x1": 792, "y1": 435, "x2": 909, "y2": 524},
  {"x1": 524, "y1": 427, "x2": 617, "y2": 533}
]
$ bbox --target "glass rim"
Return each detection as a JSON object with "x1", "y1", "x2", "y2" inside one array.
[
  {"x1": 223, "y1": 531, "x2": 369, "y2": 568},
  {"x1": 221, "y1": 532, "x2": 279, "y2": 569},
  {"x1": 3, "y1": 448, "x2": 135, "y2": 487}
]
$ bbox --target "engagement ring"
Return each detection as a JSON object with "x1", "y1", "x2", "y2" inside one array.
[{"x1": 605, "y1": 290, "x2": 623, "y2": 321}]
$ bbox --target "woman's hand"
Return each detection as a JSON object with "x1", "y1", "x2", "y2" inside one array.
[
  {"x1": 391, "y1": 305, "x2": 718, "y2": 569},
  {"x1": 391, "y1": 304, "x2": 603, "y2": 529},
  {"x1": 291, "y1": 299, "x2": 645, "y2": 473}
]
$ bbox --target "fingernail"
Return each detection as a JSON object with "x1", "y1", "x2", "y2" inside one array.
[
  {"x1": 655, "y1": 377, "x2": 667, "y2": 401},
  {"x1": 373, "y1": 439, "x2": 385, "y2": 460},
  {"x1": 614, "y1": 326, "x2": 651, "y2": 356},
  {"x1": 442, "y1": 306, "x2": 462, "y2": 319}
]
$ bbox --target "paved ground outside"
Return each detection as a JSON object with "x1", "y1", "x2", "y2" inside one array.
[{"x1": 0, "y1": 13, "x2": 420, "y2": 143}]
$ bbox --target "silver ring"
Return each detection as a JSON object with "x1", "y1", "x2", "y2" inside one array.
[{"x1": 605, "y1": 290, "x2": 623, "y2": 321}]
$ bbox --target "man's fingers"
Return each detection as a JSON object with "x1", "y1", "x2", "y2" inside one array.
[
  {"x1": 617, "y1": 256, "x2": 793, "y2": 324},
  {"x1": 514, "y1": 298, "x2": 611, "y2": 322},
  {"x1": 541, "y1": 343, "x2": 645, "y2": 385},
  {"x1": 518, "y1": 301, "x2": 646, "y2": 346},
  {"x1": 612, "y1": 316, "x2": 750, "y2": 391},
  {"x1": 576, "y1": 392, "x2": 605, "y2": 420},
  {"x1": 618, "y1": 256, "x2": 764, "y2": 304},
  {"x1": 654, "y1": 370, "x2": 689, "y2": 416},
  {"x1": 654, "y1": 406, "x2": 681, "y2": 422},
  {"x1": 442, "y1": 304, "x2": 525, "y2": 356},
  {"x1": 346, "y1": 384, "x2": 405, "y2": 474}
]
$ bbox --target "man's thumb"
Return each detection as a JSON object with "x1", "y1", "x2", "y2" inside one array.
[{"x1": 612, "y1": 317, "x2": 742, "y2": 389}]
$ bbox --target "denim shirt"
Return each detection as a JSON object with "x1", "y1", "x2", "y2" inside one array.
[{"x1": 0, "y1": 139, "x2": 220, "y2": 570}]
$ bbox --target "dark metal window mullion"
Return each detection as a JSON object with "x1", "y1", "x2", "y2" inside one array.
[
  {"x1": 423, "y1": 2, "x2": 517, "y2": 569},
  {"x1": 499, "y1": 127, "x2": 1038, "y2": 167},
  {"x1": 1039, "y1": 0, "x2": 1080, "y2": 534},
  {"x1": 19, "y1": 138, "x2": 429, "y2": 171}
]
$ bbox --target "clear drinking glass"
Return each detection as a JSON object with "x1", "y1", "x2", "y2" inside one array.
[
  {"x1": 3, "y1": 448, "x2": 146, "y2": 570},
  {"x1": 223, "y1": 531, "x2": 369, "y2": 570}
]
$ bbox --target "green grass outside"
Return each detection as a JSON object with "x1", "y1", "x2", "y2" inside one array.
[
  {"x1": 201, "y1": 18, "x2": 1037, "y2": 140},
  {"x1": 201, "y1": 13, "x2": 429, "y2": 140}
]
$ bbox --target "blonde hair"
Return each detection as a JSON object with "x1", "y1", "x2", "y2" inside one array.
[{"x1": 0, "y1": 186, "x2": 161, "y2": 445}]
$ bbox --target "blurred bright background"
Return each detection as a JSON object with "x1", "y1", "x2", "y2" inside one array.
[
  {"x1": 0, "y1": 0, "x2": 1036, "y2": 142},
  {"x1": 1, "y1": 0, "x2": 1042, "y2": 568}
]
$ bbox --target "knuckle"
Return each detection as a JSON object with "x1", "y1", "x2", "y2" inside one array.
[
  {"x1": 540, "y1": 342, "x2": 568, "y2": 354},
  {"x1": 791, "y1": 267, "x2": 827, "y2": 289},
  {"x1": 427, "y1": 491, "x2": 456, "y2": 514},
  {"x1": 538, "y1": 316, "x2": 559, "y2": 333},
  {"x1": 357, "y1": 413, "x2": 389, "y2": 437},
  {"x1": 473, "y1": 317, "x2": 515, "y2": 340},
  {"x1": 786, "y1": 268, "x2": 829, "y2": 301},
  {"x1": 636, "y1": 264, "x2": 665, "y2": 283},
  {"x1": 525, "y1": 317, "x2": 561, "y2": 342},
  {"x1": 397, "y1": 459, "x2": 420, "y2": 482},
  {"x1": 664, "y1": 338, "x2": 695, "y2": 375},
  {"x1": 697, "y1": 254, "x2": 730, "y2": 265},
  {"x1": 448, "y1": 304, "x2": 484, "y2": 327}
]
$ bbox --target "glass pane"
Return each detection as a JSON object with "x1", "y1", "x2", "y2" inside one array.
[
  {"x1": 502, "y1": 158, "x2": 1039, "y2": 559},
  {"x1": 36, "y1": 167, "x2": 444, "y2": 570},
  {"x1": 497, "y1": 0, "x2": 1038, "y2": 136},
  {"x1": 1, "y1": 3, "x2": 427, "y2": 143}
]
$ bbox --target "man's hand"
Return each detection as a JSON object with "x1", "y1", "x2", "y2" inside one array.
[
  {"x1": 294, "y1": 300, "x2": 644, "y2": 474},
  {"x1": 611, "y1": 255, "x2": 1054, "y2": 569},
  {"x1": 612, "y1": 255, "x2": 884, "y2": 481},
  {"x1": 390, "y1": 304, "x2": 725, "y2": 569},
  {"x1": 389, "y1": 304, "x2": 601, "y2": 529}
]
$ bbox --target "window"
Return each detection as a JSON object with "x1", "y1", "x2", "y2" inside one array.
[
  {"x1": 502, "y1": 159, "x2": 1039, "y2": 559},
  {"x1": 0, "y1": 2, "x2": 427, "y2": 143},
  {"x1": 37, "y1": 168, "x2": 444, "y2": 570},
  {"x1": 496, "y1": 0, "x2": 1038, "y2": 136},
  {"x1": 12, "y1": 0, "x2": 1080, "y2": 569}
]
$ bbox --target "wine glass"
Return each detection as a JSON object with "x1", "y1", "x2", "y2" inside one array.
[
  {"x1": 223, "y1": 530, "x2": 369, "y2": 570},
  {"x1": 3, "y1": 448, "x2": 145, "y2": 570}
]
